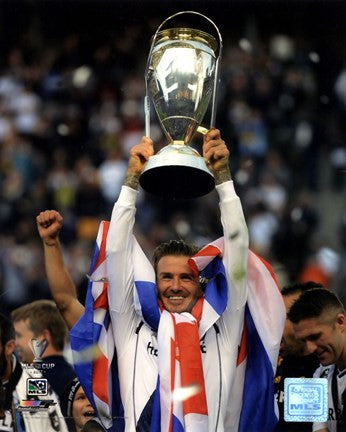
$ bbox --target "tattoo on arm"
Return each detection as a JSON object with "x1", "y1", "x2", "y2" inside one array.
[
  {"x1": 214, "y1": 169, "x2": 232, "y2": 185},
  {"x1": 124, "y1": 173, "x2": 140, "y2": 190}
]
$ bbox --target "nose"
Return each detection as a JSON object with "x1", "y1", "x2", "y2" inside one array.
[
  {"x1": 171, "y1": 276, "x2": 181, "y2": 290},
  {"x1": 305, "y1": 340, "x2": 317, "y2": 354}
]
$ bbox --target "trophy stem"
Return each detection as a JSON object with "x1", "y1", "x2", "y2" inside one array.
[
  {"x1": 144, "y1": 95, "x2": 150, "y2": 138},
  {"x1": 210, "y1": 56, "x2": 222, "y2": 128}
]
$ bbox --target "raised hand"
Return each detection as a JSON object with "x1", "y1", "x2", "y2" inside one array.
[
  {"x1": 203, "y1": 128, "x2": 231, "y2": 184},
  {"x1": 36, "y1": 210, "x2": 63, "y2": 246},
  {"x1": 125, "y1": 136, "x2": 154, "y2": 189}
]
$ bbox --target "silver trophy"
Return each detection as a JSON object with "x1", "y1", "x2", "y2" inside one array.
[
  {"x1": 140, "y1": 11, "x2": 223, "y2": 199},
  {"x1": 29, "y1": 337, "x2": 48, "y2": 362}
]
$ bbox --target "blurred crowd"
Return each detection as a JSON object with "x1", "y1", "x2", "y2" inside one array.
[{"x1": 0, "y1": 9, "x2": 345, "y2": 313}]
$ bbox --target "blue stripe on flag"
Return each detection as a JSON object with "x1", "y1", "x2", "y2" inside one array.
[
  {"x1": 172, "y1": 415, "x2": 184, "y2": 432},
  {"x1": 239, "y1": 306, "x2": 277, "y2": 432},
  {"x1": 92, "y1": 320, "x2": 102, "y2": 341},
  {"x1": 70, "y1": 280, "x2": 96, "y2": 410},
  {"x1": 149, "y1": 379, "x2": 160, "y2": 432},
  {"x1": 89, "y1": 242, "x2": 100, "y2": 274},
  {"x1": 135, "y1": 281, "x2": 160, "y2": 330},
  {"x1": 203, "y1": 258, "x2": 228, "y2": 316}
]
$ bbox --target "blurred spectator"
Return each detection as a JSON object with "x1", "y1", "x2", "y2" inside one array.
[
  {"x1": 334, "y1": 63, "x2": 346, "y2": 109},
  {"x1": 0, "y1": 312, "x2": 67, "y2": 431},
  {"x1": 248, "y1": 201, "x2": 279, "y2": 257},
  {"x1": 11, "y1": 300, "x2": 76, "y2": 399},
  {"x1": 97, "y1": 138, "x2": 127, "y2": 213},
  {"x1": 273, "y1": 191, "x2": 319, "y2": 280},
  {"x1": 299, "y1": 246, "x2": 340, "y2": 289}
]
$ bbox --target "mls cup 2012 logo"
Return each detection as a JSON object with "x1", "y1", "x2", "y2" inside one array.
[{"x1": 29, "y1": 338, "x2": 48, "y2": 362}]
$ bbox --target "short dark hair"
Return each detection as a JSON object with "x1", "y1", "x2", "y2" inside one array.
[
  {"x1": 11, "y1": 300, "x2": 67, "y2": 351},
  {"x1": 288, "y1": 288, "x2": 345, "y2": 324},
  {"x1": 0, "y1": 313, "x2": 14, "y2": 348},
  {"x1": 153, "y1": 239, "x2": 200, "y2": 273},
  {"x1": 281, "y1": 281, "x2": 323, "y2": 297}
]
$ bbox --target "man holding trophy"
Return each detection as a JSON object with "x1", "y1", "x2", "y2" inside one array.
[{"x1": 65, "y1": 12, "x2": 286, "y2": 431}]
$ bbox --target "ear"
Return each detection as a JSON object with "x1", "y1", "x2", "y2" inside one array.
[
  {"x1": 335, "y1": 313, "x2": 346, "y2": 331},
  {"x1": 4, "y1": 339, "x2": 15, "y2": 357},
  {"x1": 41, "y1": 329, "x2": 51, "y2": 343}
]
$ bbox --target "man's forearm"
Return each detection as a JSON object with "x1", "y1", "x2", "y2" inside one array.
[
  {"x1": 43, "y1": 241, "x2": 83, "y2": 328},
  {"x1": 213, "y1": 168, "x2": 232, "y2": 185},
  {"x1": 43, "y1": 241, "x2": 76, "y2": 298},
  {"x1": 124, "y1": 172, "x2": 140, "y2": 190}
]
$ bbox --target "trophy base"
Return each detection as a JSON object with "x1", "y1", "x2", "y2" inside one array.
[{"x1": 140, "y1": 147, "x2": 215, "y2": 199}]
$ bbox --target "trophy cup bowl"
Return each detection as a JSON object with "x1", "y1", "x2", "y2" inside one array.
[{"x1": 140, "y1": 13, "x2": 222, "y2": 199}]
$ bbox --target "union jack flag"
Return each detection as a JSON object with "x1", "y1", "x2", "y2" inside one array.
[{"x1": 70, "y1": 224, "x2": 285, "y2": 432}]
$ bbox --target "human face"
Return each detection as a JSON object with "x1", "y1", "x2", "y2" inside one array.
[
  {"x1": 72, "y1": 386, "x2": 95, "y2": 431},
  {"x1": 13, "y1": 319, "x2": 35, "y2": 363},
  {"x1": 293, "y1": 314, "x2": 346, "y2": 367},
  {"x1": 280, "y1": 293, "x2": 306, "y2": 357},
  {"x1": 156, "y1": 255, "x2": 203, "y2": 313}
]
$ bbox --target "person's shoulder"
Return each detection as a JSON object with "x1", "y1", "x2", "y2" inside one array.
[{"x1": 42, "y1": 355, "x2": 76, "y2": 378}]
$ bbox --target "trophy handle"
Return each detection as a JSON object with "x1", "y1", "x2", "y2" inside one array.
[{"x1": 144, "y1": 10, "x2": 223, "y2": 137}]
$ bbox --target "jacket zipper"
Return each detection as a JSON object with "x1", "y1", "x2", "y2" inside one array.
[{"x1": 133, "y1": 321, "x2": 144, "y2": 429}]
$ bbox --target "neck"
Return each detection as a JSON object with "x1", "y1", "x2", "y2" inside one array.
[{"x1": 42, "y1": 347, "x2": 63, "y2": 358}]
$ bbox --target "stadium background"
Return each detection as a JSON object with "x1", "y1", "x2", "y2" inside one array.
[{"x1": 0, "y1": 0, "x2": 345, "y2": 312}]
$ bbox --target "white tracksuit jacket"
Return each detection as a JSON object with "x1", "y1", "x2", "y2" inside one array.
[{"x1": 106, "y1": 180, "x2": 250, "y2": 432}]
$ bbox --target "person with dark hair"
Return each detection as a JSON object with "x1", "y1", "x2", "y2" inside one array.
[
  {"x1": 11, "y1": 300, "x2": 76, "y2": 400},
  {"x1": 280, "y1": 281, "x2": 324, "y2": 358},
  {"x1": 76, "y1": 129, "x2": 284, "y2": 431},
  {"x1": 152, "y1": 240, "x2": 200, "y2": 272},
  {"x1": 275, "y1": 282, "x2": 322, "y2": 431},
  {"x1": 288, "y1": 288, "x2": 346, "y2": 432},
  {"x1": 0, "y1": 313, "x2": 68, "y2": 431}
]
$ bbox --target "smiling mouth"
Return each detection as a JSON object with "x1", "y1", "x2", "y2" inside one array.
[
  {"x1": 83, "y1": 411, "x2": 95, "y2": 418},
  {"x1": 168, "y1": 296, "x2": 185, "y2": 300}
]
